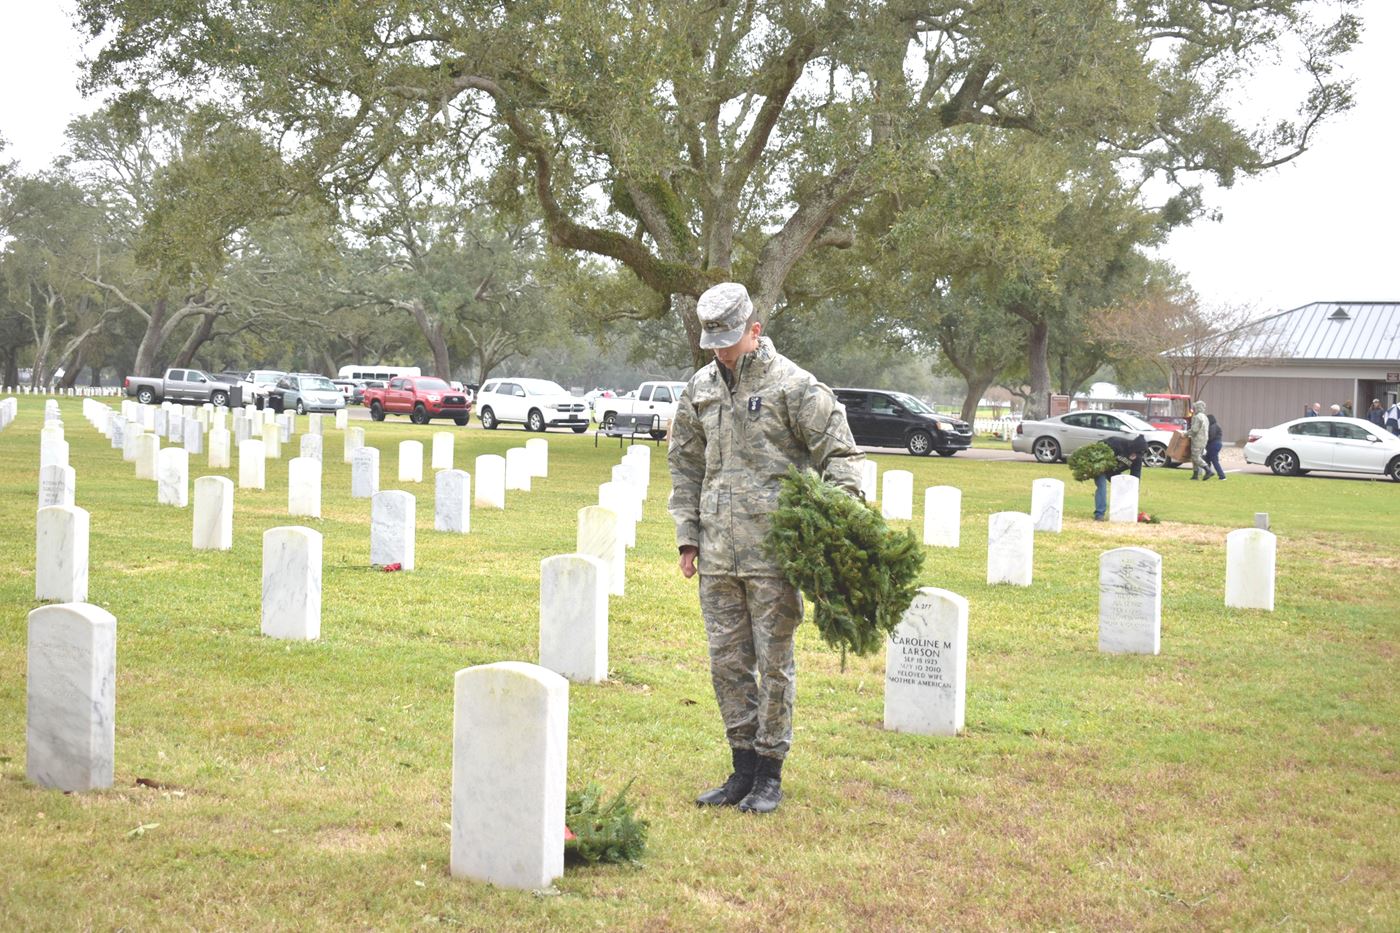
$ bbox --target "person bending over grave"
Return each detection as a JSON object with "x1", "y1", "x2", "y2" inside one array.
[
  {"x1": 1094, "y1": 434, "x2": 1148, "y2": 521},
  {"x1": 668, "y1": 282, "x2": 864, "y2": 815}
]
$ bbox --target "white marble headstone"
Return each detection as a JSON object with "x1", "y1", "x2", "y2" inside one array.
[
  {"x1": 26, "y1": 603, "x2": 116, "y2": 792},
  {"x1": 881, "y1": 470, "x2": 914, "y2": 521},
  {"x1": 577, "y1": 505, "x2": 624, "y2": 596},
  {"x1": 183, "y1": 418, "x2": 204, "y2": 455},
  {"x1": 157, "y1": 447, "x2": 190, "y2": 507},
  {"x1": 1225, "y1": 528, "x2": 1276, "y2": 611},
  {"x1": 193, "y1": 475, "x2": 234, "y2": 550},
  {"x1": 335, "y1": 408, "x2": 348, "y2": 430},
  {"x1": 474, "y1": 454, "x2": 506, "y2": 509},
  {"x1": 435, "y1": 469, "x2": 471, "y2": 534},
  {"x1": 288, "y1": 456, "x2": 322, "y2": 518},
  {"x1": 261, "y1": 422, "x2": 282, "y2": 460},
  {"x1": 308, "y1": 413, "x2": 323, "y2": 435},
  {"x1": 352, "y1": 446, "x2": 380, "y2": 499},
  {"x1": 238, "y1": 438, "x2": 266, "y2": 489},
  {"x1": 1099, "y1": 547, "x2": 1162, "y2": 654},
  {"x1": 598, "y1": 481, "x2": 637, "y2": 549},
  {"x1": 399, "y1": 440, "x2": 424, "y2": 483},
  {"x1": 261, "y1": 526, "x2": 322, "y2": 640},
  {"x1": 135, "y1": 434, "x2": 160, "y2": 480},
  {"x1": 431, "y1": 432, "x2": 454, "y2": 471},
  {"x1": 505, "y1": 447, "x2": 532, "y2": 492},
  {"x1": 35, "y1": 505, "x2": 89, "y2": 602},
  {"x1": 923, "y1": 486, "x2": 961, "y2": 548},
  {"x1": 208, "y1": 427, "x2": 231, "y2": 469},
  {"x1": 986, "y1": 511, "x2": 1033, "y2": 586},
  {"x1": 1030, "y1": 478, "x2": 1064, "y2": 533},
  {"x1": 38, "y1": 464, "x2": 75, "y2": 509},
  {"x1": 525, "y1": 438, "x2": 548, "y2": 478},
  {"x1": 883, "y1": 587, "x2": 968, "y2": 736},
  {"x1": 860, "y1": 459, "x2": 878, "y2": 501},
  {"x1": 451, "y1": 662, "x2": 567, "y2": 891},
  {"x1": 343, "y1": 425, "x2": 364, "y2": 463},
  {"x1": 40, "y1": 431, "x2": 68, "y2": 471},
  {"x1": 122, "y1": 425, "x2": 142, "y2": 462},
  {"x1": 539, "y1": 554, "x2": 608, "y2": 683},
  {"x1": 1108, "y1": 474, "x2": 1139, "y2": 524},
  {"x1": 299, "y1": 433, "x2": 323, "y2": 463},
  {"x1": 371, "y1": 490, "x2": 416, "y2": 570}
]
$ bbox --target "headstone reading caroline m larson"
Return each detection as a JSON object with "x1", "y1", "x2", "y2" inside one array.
[
  {"x1": 883, "y1": 587, "x2": 968, "y2": 736},
  {"x1": 1098, "y1": 547, "x2": 1161, "y2": 655},
  {"x1": 986, "y1": 512, "x2": 1033, "y2": 586},
  {"x1": 27, "y1": 603, "x2": 116, "y2": 792},
  {"x1": 1225, "y1": 528, "x2": 1276, "y2": 611},
  {"x1": 451, "y1": 662, "x2": 567, "y2": 891}
]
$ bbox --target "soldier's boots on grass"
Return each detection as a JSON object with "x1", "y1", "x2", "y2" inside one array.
[
  {"x1": 738, "y1": 755, "x2": 783, "y2": 814},
  {"x1": 696, "y1": 747, "x2": 757, "y2": 807}
]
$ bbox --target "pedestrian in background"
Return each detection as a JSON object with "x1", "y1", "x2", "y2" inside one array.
[
  {"x1": 1305, "y1": 402, "x2": 1321, "y2": 417},
  {"x1": 1189, "y1": 400, "x2": 1210, "y2": 480},
  {"x1": 1386, "y1": 400, "x2": 1400, "y2": 436},
  {"x1": 1367, "y1": 399, "x2": 1386, "y2": 428},
  {"x1": 1203, "y1": 412, "x2": 1226, "y2": 480}
]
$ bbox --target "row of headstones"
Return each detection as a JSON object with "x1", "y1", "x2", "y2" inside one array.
[
  {"x1": 880, "y1": 474, "x2": 1139, "y2": 547},
  {"x1": 6, "y1": 386, "x2": 122, "y2": 396}
]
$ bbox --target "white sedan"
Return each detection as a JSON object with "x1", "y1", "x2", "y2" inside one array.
[{"x1": 1244, "y1": 416, "x2": 1400, "y2": 481}]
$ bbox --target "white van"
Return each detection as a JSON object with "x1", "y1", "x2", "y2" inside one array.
[{"x1": 337, "y1": 364, "x2": 422, "y2": 382}]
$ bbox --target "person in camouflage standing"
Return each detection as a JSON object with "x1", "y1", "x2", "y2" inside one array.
[
  {"x1": 668, "y1": 282, "x2": 864, "y2": 814},
  {"x1": 1188, "y1": 400, "x2": 1210, "y2": 480}
]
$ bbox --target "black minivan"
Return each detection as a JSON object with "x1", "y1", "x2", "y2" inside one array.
[{"x1": 834, "y1": 388, "x2": 973, "y2": 456}]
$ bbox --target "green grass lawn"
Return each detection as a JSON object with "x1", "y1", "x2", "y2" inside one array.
[{"x1": 1, "y1": 396, "x2": 1396, "y2": 930}]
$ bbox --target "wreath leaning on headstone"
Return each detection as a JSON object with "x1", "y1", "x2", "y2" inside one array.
[
  {"x1": 764, "y1": 465, "x2": 925, "y2": 669},
  {"x1": 1067, "y1": 442, "x2": 1120, "y2": 482}
]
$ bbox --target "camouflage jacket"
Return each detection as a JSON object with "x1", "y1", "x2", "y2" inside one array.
[
  {"x1": 667, "y1": 337, "x2": 865, "y2": 577},
  {"x1": 1189, "y1": 411, "x2": 1209, "y2": 446}
]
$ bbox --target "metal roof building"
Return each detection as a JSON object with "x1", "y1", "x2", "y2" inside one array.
[{"x1": 1165, "y1": 301, "x2": 1400, "y2": 443}]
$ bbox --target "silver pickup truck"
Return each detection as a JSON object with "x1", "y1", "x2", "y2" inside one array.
[{"x1": 123, "y1": 368, "x2": 235, "y2": 407}]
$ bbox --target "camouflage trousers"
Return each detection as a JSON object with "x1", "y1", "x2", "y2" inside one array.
[
  {"x1": 698, "y1": 574, "x2": 803, "y2": 761},
  {"x1": 1190, "y1": 443, "x2": 1207, "y2": 473}
]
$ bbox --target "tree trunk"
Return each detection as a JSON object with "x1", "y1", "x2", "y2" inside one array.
[
  {"x1": 959, "y1": 373, "x2": 998, "y2": 424},
  {"x1": 172, "y1": 311, "x2": 218, "y2": 369},
  {"x1": 58, "y1": 344, "x2": 85, "y2": 389},
  {"x1": 675, "y1": 295, "x2": 707, "y2": 371},
  {"x1": 2, "y1": 348, "x2": 19, "y2": 388},
  {"x1": 1022, "y1": 318, "x2": 1052, "y2": 420},
  {"x1": 405, "y1": 300, "x2": 452, "y2": 379},
  {"x1": 132, "y1": 298, "x2": 169, "y2": 376}
]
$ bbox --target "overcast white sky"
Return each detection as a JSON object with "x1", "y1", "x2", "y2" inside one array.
[{"x1": 2, "y1": 1, "x2": 1394, "y2": 316}]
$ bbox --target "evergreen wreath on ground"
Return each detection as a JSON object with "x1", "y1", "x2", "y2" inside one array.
[
  {"x1": 564, "y1": 780, "x2": 648, "y2": 865},
  {"x1": 765, "y1": 465, "x2": 924, "y2": 669},
  {"x1": 1068, "y1": 442, "x2": 1120, "y2": 481}
]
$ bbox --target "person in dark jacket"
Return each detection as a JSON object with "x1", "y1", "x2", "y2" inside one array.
[
  {"x1": 1094, "y1": 434, "x2": 1147, "y2": 520},
  {"x1": 1202, "y1": 413, "x2": 1226, "y2": 480},
  {"x1": 1367, "y1": 399, "x2": 1386, "y2": 427}
]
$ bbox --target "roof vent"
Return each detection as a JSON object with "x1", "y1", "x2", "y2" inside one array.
[{"x1": 1329, "y1": 307, "x2": 1351, "y2": 321}]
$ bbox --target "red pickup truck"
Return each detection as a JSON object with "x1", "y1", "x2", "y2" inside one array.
[{"x1": 363, "y1": 376, "x2": 473, "y2": 425}]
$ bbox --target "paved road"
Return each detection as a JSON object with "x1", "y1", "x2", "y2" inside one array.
[{"x1": 341, "y1": 406, "x2": 1393, "y2": 483}]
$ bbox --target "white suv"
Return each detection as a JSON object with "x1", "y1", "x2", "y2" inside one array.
[{"x1": 475, "y1": 378, "x2": 590, "y2": 433}]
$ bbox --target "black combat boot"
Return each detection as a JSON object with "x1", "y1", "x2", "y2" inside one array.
[
  {"x1": 738, "y1": 755, "x2": 783, "y2": 814},
  {"x1": 696, "y1": 747, "x2": 757, "y2": 807}
]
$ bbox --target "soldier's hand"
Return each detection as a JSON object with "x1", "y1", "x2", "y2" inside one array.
[{"x1": 678, "y1": 545, "x2": 698, "y2": 579}]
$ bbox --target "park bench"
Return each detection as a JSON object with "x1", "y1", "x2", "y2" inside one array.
[{"x1": 595, "y1": 412, "x2": 663, "y2": 448}]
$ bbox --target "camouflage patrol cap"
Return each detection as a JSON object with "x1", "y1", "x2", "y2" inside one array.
[{"x1": 697, "y1": 282, "x2": 754, "y2": 349}]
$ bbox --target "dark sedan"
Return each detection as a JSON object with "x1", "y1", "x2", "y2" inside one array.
[{"x1": 834, "y1": 388, "x2": 973, "y2": 456}]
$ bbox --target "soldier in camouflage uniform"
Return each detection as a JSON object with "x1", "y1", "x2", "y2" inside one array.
[{"x1": 668, "y1": 282, "x2": 864, "y2": 814}]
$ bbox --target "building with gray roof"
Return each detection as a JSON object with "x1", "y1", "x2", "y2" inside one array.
[{"x1": 1163, "y1": 301, "x2": 1400, "y2": 442}]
